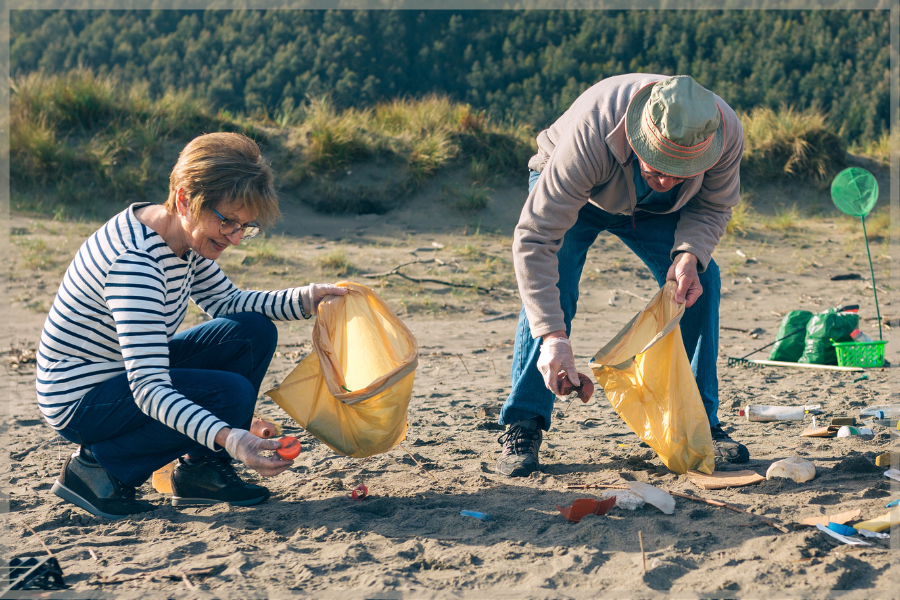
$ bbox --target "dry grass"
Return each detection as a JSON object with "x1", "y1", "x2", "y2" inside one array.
[{"x1": 740, "y1": 105, "x2": 846, "y2": 181}]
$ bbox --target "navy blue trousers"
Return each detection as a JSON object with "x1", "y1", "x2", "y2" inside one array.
[{"x1": 57, "y1": 312, "x2": 278, "y2": 487}]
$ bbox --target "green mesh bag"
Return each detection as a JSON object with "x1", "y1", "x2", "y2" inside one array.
[
  {"x1": 798, "y1": 308, "x2": 859, "y2": 365},
  {"x1": 768, "y1": 310, "x2": 813, "y2": 362}
]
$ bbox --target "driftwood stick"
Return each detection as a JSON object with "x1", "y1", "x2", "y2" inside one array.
[
  {"x1": 566, "y1": 484, "x2": 630, "y2": 490},
  {"x1": 397, "y1": 443, "x2": 439, "y2": 484},
  {"x1": 182, "y1": 573, "x2": 195, "y2": 589},
  {"x1": 669, "y1": 491, "x2": 789, "y2": 533},
  {"x1": 638, "y1": 531, "x2": 646, "y2": 573},
  {"x1": 359, "y1": 259, "x2": 435, "y2": 277},
  {"x1": 88, "y1": 548, "x2": 99, "y2": 561},
  {"x1": 489, "y1": 359, "x2": 497, "y2": 374},
  {"x1": 22, "y1": 523, "x2": 53, "y2": 557},
  {"x1": 359, "y1": 260, "x2": 493, "y2": 294},
  {"x1": 456, "y1": 354, "x2": 470, "y2": 374},
  {"x1": 618, "y1": 289, "x2": 651, "y2": 302}
]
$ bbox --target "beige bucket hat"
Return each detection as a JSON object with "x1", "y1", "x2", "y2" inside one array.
[{"x1": 625, "y1": 75, "x2": 725, "y2": 178}]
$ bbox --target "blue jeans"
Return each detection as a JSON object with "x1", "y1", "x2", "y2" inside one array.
[
  {"x1": 499, "y1": 170, "x2": 721, "y2": 430},
  {"x1": 57, "y1": 312, "x2": 278, "y2": 487}
]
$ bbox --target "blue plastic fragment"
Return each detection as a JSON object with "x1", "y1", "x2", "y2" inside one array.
[
  {"x1": 460, "y1": 510, "x2": 491, "y2": 521},
  {"x1": 886, "y1": 498, "x2": 900, "y2": 508},
  {"x1": 827, "y1": 522, "x2": 858, "y2": 536}
]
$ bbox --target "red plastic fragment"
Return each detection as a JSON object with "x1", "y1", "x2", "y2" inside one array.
[
  {"x1": 557, "y1": 373, "x2": 595, "y2": 403},
  {"x1": 351, "y1": 484, "x2": 368, "y2": 500},
  {"x1": 276, "y1": 436, "x2": 301, "y2": 460},
  {"x1": 555, "y1": 496, "x2": 616, "y2": 523}
]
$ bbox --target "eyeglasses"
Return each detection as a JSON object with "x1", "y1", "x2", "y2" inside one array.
[
  {"x1": 211, "y1": 208, "x2": 261, "y2": 239},
  {"x1": 638, "y1": 162, "x2": 692, "y2": 184}
]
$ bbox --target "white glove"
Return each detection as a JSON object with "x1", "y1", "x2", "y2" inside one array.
[
  {"x1": 224, "y1": 428, "x2": 293, "y2": 477},
  {"x1": 537, "y1": 336, "x2": 579, "y2": 395},
  {"x1": 301, "y1": 283, "x2": 349, "y2": 316}
]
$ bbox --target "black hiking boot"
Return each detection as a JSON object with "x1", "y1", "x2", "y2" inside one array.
[
  {"x1": 51, "y1": 447, "x2": 156, "y2": 520},
  {"x1": 711, "y1": 424, "x2": 750, "y2": 464},
  {"x1": 171, "y1": 456, "x2": 270, "y2": 507},
  {"x1": 496, "y1": 418, "x2": 543, "y2": 477}
]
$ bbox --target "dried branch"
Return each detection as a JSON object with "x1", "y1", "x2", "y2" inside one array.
[
  {"x1": 669, "y1": 491, "x2": 789, "y2": 533},
  {"x1": 359, "y1": 259, "x2": 495, "y2": 294},
  {"x1": 617, "y1": 288, "x2": 651, "y2": 302},
  {"x1": 22, "y1": 523, "x2": 53, "y2": 557},
  {"x1": 397, "y1": 443, "x2": 440, "y2": 484}
]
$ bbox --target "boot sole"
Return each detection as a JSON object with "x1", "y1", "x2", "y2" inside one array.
[
  {"x1": 171, "y1": 495, "x2": 268, "y2": 508},
  {"x1": 496, "y1": 461, "x2": 539, "y2": 477},
  {"x1": 51, "y1": 480, "x2": 133, "y2": 520}
]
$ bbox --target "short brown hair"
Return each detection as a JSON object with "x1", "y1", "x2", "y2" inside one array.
[{"x1": 165, "y1": 132, "x2": 280, "y2": 227}]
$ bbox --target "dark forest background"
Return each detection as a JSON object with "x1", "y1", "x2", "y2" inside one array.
[{"x1": 11, "y1": 9, "x2": 890, "y2": 145}]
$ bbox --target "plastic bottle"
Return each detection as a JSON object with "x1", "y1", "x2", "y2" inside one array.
[
  {"x1": 740, "y1": 404, "x2": 821, "y2": 422},
  {"x1": 859, "y1": 405, "x2": 900, "y2": 419},
  {"x1": 850, "y1": 329, "x2": 874, "y2": 343}
]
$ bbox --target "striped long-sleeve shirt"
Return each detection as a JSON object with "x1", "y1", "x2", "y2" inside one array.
[{"x1": 37, "y1": 203, "x2": 311, "y2": 451}]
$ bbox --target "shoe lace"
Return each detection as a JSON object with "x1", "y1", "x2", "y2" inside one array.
[
  {"x1": 497, "y1": 424, "x2": 540, "y2": 456},
  {"x1": 211, "y1": 458, "x2": 243, "y2": 484},
  {"x1": 710, "y1": 425, "x2": 728, "y2": 441}
]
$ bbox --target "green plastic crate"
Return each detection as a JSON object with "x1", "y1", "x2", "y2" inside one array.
[{"x1": 832, "y1": 340, "x2": 888, "y2": 368}]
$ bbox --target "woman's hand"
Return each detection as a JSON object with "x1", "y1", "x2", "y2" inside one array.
[
  {"x1": 301, "y1": 283, "x2": 349, "y2": 315},
  {"x1": 223, "y1": 428, "x2": 293, "y2": 477}
]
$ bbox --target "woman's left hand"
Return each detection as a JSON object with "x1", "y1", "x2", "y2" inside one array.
[{"x1": 305, "y1": 283, "x2": 348, "y2": 312}]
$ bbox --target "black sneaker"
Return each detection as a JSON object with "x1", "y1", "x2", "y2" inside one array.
[
  {"x1": 171, "y1": 456, "x2": 270, "y2": 507},
  {"x1": 51, "y1": 447, "x2": 156, "y2": 520},
  {"x1": 711, "y1": 424, "x2": 750, "y2": 464},
  {"x1": 496, "y1": 418, "x2": 542, "y2": 477}
]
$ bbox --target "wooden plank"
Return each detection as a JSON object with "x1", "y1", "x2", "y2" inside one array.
[
  {"x1": 687, "y1": 469, "x2": 765, "y2": 490},
  {"x1": 800, "y1": 509, "x2": 861, "y2": 527}
]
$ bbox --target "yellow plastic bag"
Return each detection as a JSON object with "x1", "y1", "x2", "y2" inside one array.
[
  {"x1": 589, "y1": 281, "x2": 715, "y2": 475},
  {"x1": 266, "y1": 282, "x2": 418, "y2": 458}
]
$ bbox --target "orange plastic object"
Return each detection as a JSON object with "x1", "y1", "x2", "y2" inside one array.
[
  {"x1": 276, "y1": 436, "x2": 301, "y2": 460},
  {"x1": 555, "y1": 497, "x2": 616, "y2": 523},
  {"x1": 558, "y1": 373, "x2": 595, "y2": 403},
  {"x1": 351, "y1": 484, "x2": 368, "y2": 500},
  {"x1": 250, "y1": 417, "x2": 278, "y2": 438}
]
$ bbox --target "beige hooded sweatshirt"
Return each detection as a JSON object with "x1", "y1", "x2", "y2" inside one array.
[{"x1": 516, "y1": 73, "x2": 744, "y2": 338}]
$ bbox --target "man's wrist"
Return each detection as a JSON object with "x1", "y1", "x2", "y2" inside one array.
[{"x1": 542, "y1": 330, "x2": 568, "y2": 342}]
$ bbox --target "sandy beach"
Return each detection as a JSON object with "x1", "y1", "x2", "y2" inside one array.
[{"x1": 3, "y1": 170, "x2": 899, "y2": 598}]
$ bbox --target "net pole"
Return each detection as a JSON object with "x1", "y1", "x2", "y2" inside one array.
[{"x1": 861, "y1": 215, "x2": 884, "y2": 340}]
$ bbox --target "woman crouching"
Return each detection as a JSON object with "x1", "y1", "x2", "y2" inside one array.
[{"x1": 36, "y1": 132, "x2": 345, "y2": 519}]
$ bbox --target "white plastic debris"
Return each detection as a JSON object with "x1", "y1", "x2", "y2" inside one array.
[
  {"x1": 766, "y1": 457, "x2": 816, "y2": 483},
  {"x1": 885, "y1": 469, "x2": 900, "y2": 483},
  {"x1": 600, "y1": 489, "x2": 645, "y2": 511},
  {"x1": 815, "y1": 523, "x2": 871, "y2": 546},
  {"x1": 627, "y1": 481, "x2": 675, "y2": 515}
]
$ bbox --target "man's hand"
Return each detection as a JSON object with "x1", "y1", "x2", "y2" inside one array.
[
  {"x1": 537, "y1": 332, "x2": 579, "y2": 395},
  {"x1": 666, "y1": 252, "x2": 703, "y2": 307}
]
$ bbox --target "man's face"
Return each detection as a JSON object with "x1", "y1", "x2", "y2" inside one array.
[{"x1": 637, "y1": 159, "x2": 689, "y2": 193}]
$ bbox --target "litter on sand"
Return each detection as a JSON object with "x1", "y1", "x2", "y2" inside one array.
[
  {"x1": 884, "y1": 469, "x2": 900, "y2": 482},
  {"x1": 627, "y1": 481, "x2": 675, "y2": 515},
  {"x1": 459, "y1": 510, "x2": 491, "y2": 521},
  {"x1": 766, "y1": 457, "x2": 816, "y2": 483},
  {"x1": 854, "y1": 508, "x2": 900, "y2": 533},
  {"x1": 351, "y1": 484, "x2": 368, "y2": 500},
  {"x1": 600, "y1": 489, "x2": 645, "y2": 510},
  {"x1": 800, "y1": 509, "x2": 861, "y2": 527},
  {"x1": 555, "y1": 497, "x2": 616, "y2": 523},
  {"x1": 815, "y1": 523, "x2": 871, "y2": 546},
  {"x1": 687, "y1": 469, "x2": 765, "y2": 490}
]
